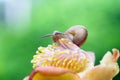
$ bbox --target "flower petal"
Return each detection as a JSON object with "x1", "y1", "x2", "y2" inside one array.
[
  {"x1": 81, "y1": 49, "x2": 119, "y2": 80},
  {"x1": 29, "y1": 67, "x2": 81, "y2": 80}
]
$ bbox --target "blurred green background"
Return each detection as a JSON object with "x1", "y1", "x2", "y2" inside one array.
[{"x1": 0, "y1": 0, "x2": 120, "y2": 80}]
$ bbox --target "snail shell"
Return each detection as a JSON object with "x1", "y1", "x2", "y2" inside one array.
[{"x1": 52, "y1": 25, "x2": 88, "y2": 47}]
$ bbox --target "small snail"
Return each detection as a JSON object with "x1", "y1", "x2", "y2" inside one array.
[{"x1": 41, "y1": 25, "x2": 88, "y2": 47}]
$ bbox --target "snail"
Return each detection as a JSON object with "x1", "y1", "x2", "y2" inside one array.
[{"x1": 41, "y1": 25, "x2": 88, "y2": 47}]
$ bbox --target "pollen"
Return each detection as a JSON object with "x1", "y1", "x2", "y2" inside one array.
[
  {"x1": 68, "y1": 41, "x2": 73, "y2": 46},
  {"x1": 31, "y1": 38, "x2": 90, "y2": 73}
]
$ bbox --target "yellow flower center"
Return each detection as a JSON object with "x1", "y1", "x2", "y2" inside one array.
[{"x1": 31, "y1": 38, "x2": 90, "y2": 73}]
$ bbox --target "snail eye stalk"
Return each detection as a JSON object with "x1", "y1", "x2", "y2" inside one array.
[{"x1": 40, "y1": 34, "x2": 53, "y2": 39}]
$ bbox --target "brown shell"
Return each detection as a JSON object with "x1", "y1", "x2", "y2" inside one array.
[{"x1": 52, "y1": 25, "x2": 88, "y2": 47}]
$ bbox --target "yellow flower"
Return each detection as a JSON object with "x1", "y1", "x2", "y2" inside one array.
[{"x1": 24, "y1": 38, "x2": 119, "y2": 80}]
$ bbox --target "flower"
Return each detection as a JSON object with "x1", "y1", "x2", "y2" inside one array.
[{"x1": 24, "y1": 38, "x2": 119, "y2": 80}]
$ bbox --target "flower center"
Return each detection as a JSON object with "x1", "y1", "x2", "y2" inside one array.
[{"x1": 31, "y1": 39, "x2": 90, "y2": 73}]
